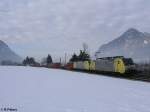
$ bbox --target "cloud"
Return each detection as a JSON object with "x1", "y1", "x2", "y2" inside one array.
[{"x1": 0, "y1": 0, "x2": 150, "y2": 59}]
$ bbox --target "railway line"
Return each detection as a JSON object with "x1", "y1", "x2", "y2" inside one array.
[
  {"x1": 61, "y1": 68, "x2": 150, "y2": 83},
  {"x1": 128, "y1": 74, "x2": 150, "y2": 82},
  {"x1": 41, "y1": 56, "x2": 150, "y2": 83}
]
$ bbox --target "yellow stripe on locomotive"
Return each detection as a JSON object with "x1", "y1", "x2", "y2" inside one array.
[
  {"x1": 114, "y1": 58, "x2": 125, "y2": 74},
  {"x1": 89, "y1": 61, "x2": 95, "y2": 70},
  {"x1": 83, "y1": 61, "x2": 90, "y2": 70}
]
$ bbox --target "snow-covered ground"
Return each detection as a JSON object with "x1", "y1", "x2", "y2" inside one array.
[{"x1": 0, "y1": 66, "x2": 150, "y2": 112}]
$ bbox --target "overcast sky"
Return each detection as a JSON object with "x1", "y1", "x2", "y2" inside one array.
[{"x1": 0, "y1": 0, "x2": 150, "y2": 60}]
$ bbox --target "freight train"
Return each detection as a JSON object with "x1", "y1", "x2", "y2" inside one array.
[{"x1": 64, "y1": 56, "x2": 135, "y2": 74}]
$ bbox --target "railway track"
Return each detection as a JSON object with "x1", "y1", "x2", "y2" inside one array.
[
  {"x1": 62, "y1": 68, "x2": 150, "y2": 83},
  {"x1": 127, "y1": 74, "x2": 150, "y2": 82}
]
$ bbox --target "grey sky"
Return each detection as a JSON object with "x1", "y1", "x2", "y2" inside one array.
[{"x1": 0, "y1": 0, "x2": 150, "y2": 60}]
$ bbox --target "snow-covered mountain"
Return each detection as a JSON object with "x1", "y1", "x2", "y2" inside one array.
[
  {"x1": 97, "y1": 28, "x2": 150, "y2": 62},
  {"x1": 0, "y1": 40, "x2": 22, "y2": 63}
]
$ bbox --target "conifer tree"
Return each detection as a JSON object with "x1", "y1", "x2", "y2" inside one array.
[
  {"x1": 23, "y1": 56, "x2": 37, "y2": 65},
  {"x1": 47, "y1": 54, "x2": 53, "y2": 65},
  {"x1": 70, "y1": 53, "x2": 78, "y2": 62}
]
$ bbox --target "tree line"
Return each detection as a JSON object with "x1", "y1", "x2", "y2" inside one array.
[
  {"x1": 22, "y1": 54, "x2": 53, "y2": 66},
  {"x1": 22, "y1": 50, "x2": 90, "y2": 66},
  {"x1": 69, "y1": 50, "x2": 90, "y2": 62}
]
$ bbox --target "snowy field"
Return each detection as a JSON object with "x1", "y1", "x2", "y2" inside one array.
[{"x1": 0, "y1": 66, "x2": 150, "y2": 112}]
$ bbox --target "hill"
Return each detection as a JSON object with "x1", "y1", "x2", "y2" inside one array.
[
  {"x1": 0, "y1": 40, "x2": 22, "y2": 64},
  {"x1": 97, "y1": 28, "x2": 150, "y2": 62}
]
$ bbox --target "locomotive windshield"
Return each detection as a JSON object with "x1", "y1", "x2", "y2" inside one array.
[{"x1": 123, "y1": 58, "x2": 134, "y2": 65}]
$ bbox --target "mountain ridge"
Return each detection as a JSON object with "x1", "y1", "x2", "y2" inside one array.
[
  {"x1": 97, "y1": 28, "x2": 150, "y2": 62},
  {"x1": 0, "y1": 40, "x2": 22, "y2": 64}
]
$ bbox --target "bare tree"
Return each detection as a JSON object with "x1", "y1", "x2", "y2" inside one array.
[{"x1": 82, "y1": 42, "x2": 89, "y2": 53}]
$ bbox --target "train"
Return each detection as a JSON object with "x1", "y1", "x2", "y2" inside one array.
[{"x1": 64, "y1": 56, "x2": 135, "y2": 74}]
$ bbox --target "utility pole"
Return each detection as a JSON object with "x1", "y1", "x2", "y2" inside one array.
[
  {"x1": 65, "y1": 53, "x2": 67, "y2": 64},
  {"x1": 95, "y1": 51, "x2": 101, "y2": 59},
  {"x1": 60, "y1": 57, "x2": 61, "y2": 64}
]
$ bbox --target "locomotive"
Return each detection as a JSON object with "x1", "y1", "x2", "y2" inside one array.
[{"x1": 65, "y1": 56, "x2": 135, "y2": 74}]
